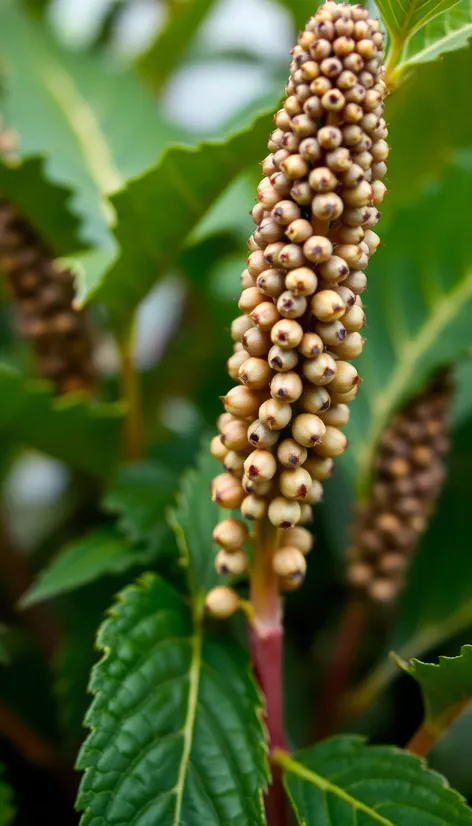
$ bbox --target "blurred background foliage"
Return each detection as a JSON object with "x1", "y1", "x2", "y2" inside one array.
[{"x1": 0, "y1": 0, "x2": 471, "y2": 822}]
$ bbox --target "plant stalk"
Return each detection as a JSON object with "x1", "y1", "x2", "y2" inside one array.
[
  {"x1": 405, "y1": 723, "x2": 438, "y2": 757},
  {"x1": 120, "y1": 320, "x2": 142, "y2": 462},
  {"x1": 248, "y1": 521, "x2": 287, "y2": 826}
]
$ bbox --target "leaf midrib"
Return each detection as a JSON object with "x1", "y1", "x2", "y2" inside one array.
[
  {"x1": 355, "y1": 267, "x2": 472, "y2": 494},
  {"x1": 399, "y1": 7, "x2": 472, "y2": 69},
  {"x1": 276, "y1": 751, "x2": 393, "y2": 825},
  {"x1": 173, "y1": 626, "x2": 202, "y2": 825}
]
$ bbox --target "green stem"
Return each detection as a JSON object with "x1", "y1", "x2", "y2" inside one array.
[{"x1": 119, "y1": 320, "x2": 142, "y2": 462}]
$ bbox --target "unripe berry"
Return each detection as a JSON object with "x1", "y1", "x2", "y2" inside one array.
[
  {"x1": 343, "y1": 270, "x2": 367, "y2": 294},
  {"x1": 292, "y1": 114, "x2": 317, "y2": 137},
  {"x1": 286, "y1": 218, "x2": 314, "y2": 244},
  {"x1": 329, "y1": 361, "x2": 359, "y2": 393},
  {"x1": 302, "y1": 353, "x2": 337, "y2": 385},
  {"x1": 313, "y1": 425, "x2": 347, "y2": 457},
  {"x1": 372, "y1": 180, "x2": 387, "y2": 204},
  {"x1": 280, "y1": 467, "x2": 312, "y2": 500},
  {"x1": 215, "y1": 549, "x2": 248, "y2": 576},
  {"x1": 227, "y1": 349, "x2": 249, "y2": 380},
  {"x1": 205, "y1": 586, "x2": 240, "y2": 618},
  {"x1": 213, "y1": 518, "x2": 249, "y2": 550},
  {"x1": 298, "y1": 332, "x2": 324, "y2": 358},
  {"x1": 303, "y1": 235, "x2": 333, "y2": 263},
  {"x1": 271, "y1": 200, "x2": 302, "y2": 225},
  {"x1": 304, "y1": 478, "x2": 324, "y2": 504},
  {"x1": 217, "y1": 412, "x2": 233, "y2": 432},
  {"x1": 273, "y1": 547, "x2": 306, "y2": 580},
  {"x1": 325, "y1": 146, "x2": 351, "y2": 172},
  {"x1": 268, "y1": 345, "x2": 299, "y2": 372},
  {"x1": 298, "y1": 503, "x2": 313, "y2": 524},
  {"x1": 241, "y1": 494, "x2": 267, "y2": 521},
  {"x1": 250, "y1": 301, "x2": 280, "y2": 330},
  {"x1": 318, "y1": 255, "x2": 349, "y2": 283},
  {"x1": 238, "y1": 357, "x2": 273, "y2": 389},
  {"x1": 244, "y1": 449, "x2": 277, "y2": 481},
  {"x1": 242, "y1": 326, "x2": 271, "y2": 356},
  {"x1": 320, "y1": 403, "x2": 350, "y2": 427},
  {"x1": 257, "y1": 179, "x2": 280, "y2": 208},
  {"x1": 271, "y1": 319, "x2": 304, "y2": 349},
  {"x1": 329, "y1": 385, "x2": 359, "y2": 404},
  {"x1": 299, "y1": 136, "x2": 321, "y2": 162},
  {"x1": 285, "y1": 267, "x2": 318, "y2": 296},
  {"x1": 270, "y1": 170, "x2": 292, "y2": 195},
  {"x1": 222, "y1": 386, "x2": 263, "y2": 417},
  {"x1": 277, "y1": 438, "x2": 308, "y2": 468},
  {"x1": 301, "y1": 386, "x2": 331, "y2": 414},
  {"x1": 280, "y1": 154, "x2": 309, "y2": 180},
  {"x1": 332, "y1": 331, "x2": 364, "y2": 358},
  {"x1": 279, "y1": 244, "x2": 305, "y2": 269},
  {"x1": 231, "y1": 314, "x2": 253, "y2": 341},
  {"x1": 292, "y1": 413, "x2": 327, "y2": 447},
  {"x1": 317, "y1": 125, "x2": 342, "y2": 149},
  {"x1": 311, "y1": 289, "x2": 345, "y2": 321},
  {"x1": 247, "y1": 419, "x2": 279, "y2": 449},
  {"x1": 303, "y1": 455, "x2": 334, "y2": 480},
  {"x1": 264, "y1": 243, "x2": 284, "y2": 267},
  {"x1": 312, "y1": 192, "x2": 344, "y2": 220},
  {"x1": 211, "y1": 473, "x2": 245, "y2": 508},
  {"x1": 309, "y1": 166, "x2": 338, "y2": 192},
  {"x1": 210, "y1": 435, "x2": 228, "y2": 461},
  {"x1": 242, "y1": 474, "x2": 272, "y2": 496},
  {"x1": 255, "y1": 218, "x2": 285, "y2": 244},
  {"x1": 268, "y1": 497, "x2": 301, "y2": 528},
  {"x1": 342, "y1": 303, "x2": 365, "y2": 331},
  {"x1": 247, "y1": 250, "x2": 268, "y2": 276},
  {"x1": 259, "y1": 398, "x2": 292, "y2": 430},
  {"x1": 271, "y1": 371, "x2": 303, "y2": 403},
  {"x1": 256, "y1": 269, "x2": 286, "y2": 299},
  {"x1": 290, "y1": 181, "x2": 313, "y2": 205},
  {"x1": 241, "y1": 268, "x2": 256, "y2": 289},
  {"x1": 223, "y1": 450, "x2": 245, "y2": 476},
  {"x1": 281, "y1": 526, "x2": 313, "y2": 554},
  {"x1": 277, "y1": 291, "x2": 308, "y2": 319}
]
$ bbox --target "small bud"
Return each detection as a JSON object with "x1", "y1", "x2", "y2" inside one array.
[
  {"x1": 210, "y1": 435, "x2": 228, "y2": 461},
  {"x1": 298, "y1": 332, "x2": 324, "y2": 358},
  {"x1": 271, "y1": 319, "x2": 304, "y2": 349},
  {"x1": 311, "y1": 289, "x2": 345, "y2": 321},
  {"x1": 259, "y1": 398, "x2": 293, "y2": 430},
  {"x1": 320, "y1": 403, "x2": 350, "y2": 427},
  {"x1": 222, "y1": 386, "x2": 263, "y2": 417},
  {"x1": 242, "y1": 474, "x2": 272, "y2": 495},
  {"x1": 298, "y1": 503, "x2": 313, "y2": 524},
  {"x1": 227, "y1": 350, "x2": 249, "y2": 380},
  {"x1": 250, "y1": 301, "x2": 280, "y2": 330},
  {"x1": 281, "y1": 526, "x2": 313, "y2": 554},
  {"x1": 277, "y1": 438, "x2": 308, "y2": 468},
  {"x1": 301, "y1": 386, "x2": 331, "y2": 414},
  {"x1": 325, "y1": 146, "x2": 352, "y2": 172},
  {"x1": 313, "y1": 425, "x2": 347, "y2": 458},
  {"x1": 238, "y1": 357, "x2": 273, "y2": 389},
  {"x1": 341, "y1": 181, "x2": 373, "y2": 208},
  {"x1": 304, "y1": 479, "x2": 324, "y2": 504},
  {"x1": 268, "y1": 497, "x2": 301, "y2": 528},
  {"x1": 312, "y1": 192, "x2": 344, "y2": 221},
  {"x1": 318, "y1": 255, "x2": 349, "y2": 283},
  {"x1": 280, "y1": 467, "x2": 312, "y2": 500},
  {"x1": 242, "y1": 327, "x2": 271, "y2": 356},
  {"x1": 303, "y1": 455, "x2": 334, "y2": 480},
  {"x1": 244, "y1": 449, "x2": 277, "y2": 481},
  {"x1": 273, "y1": 547, "x2": 307, "y2": 580},
  {"x1": 223, "y1": 450, "x2": 245, "y2": 476},
  {"x1": 329, "y1": 361, "x2": 360, "y2": 394},
  {"x1": 302, "y1": 353, "x2": 337, "y2": 385},
  {"x1": 317, "y1": 125, "x2": 342, "y2": 150},
  {"x1": 217, "y1": 412, "x2": 233, "y2": 432},
  {"x1": 285, "y1": 218, "x2": 313, "y2": 243},
  {"x1": 292, "y1": 413, "x2": 327, "y2": 447},
  {"x1": 299, "y1": 136, "x2": 321, "y2": 162},
  {"x1": 268, "y1": 345, "x2": 299, "y2": 372},
  {"x1": 205, "y1": 586, "x2": 240, "y2": 618},
  {"x1": 292, "y1": 114, "x2": 317, "y2": 137},
  {"x1": 247, "y1": 250, "x2": 268, "y2": 276},
  {"x1": 211, "y1": 473, "x2": 245, "y2": 508},
  {"x1": 343, "y1": 270, "x2": 367, "y2": 294},
  {"x1": 280, "y1": 154, "x2": 309, "y2": 180},
  {"x1": 285, "y1": 267, "x2": 318, "y2": 296},
  {"x1": 303, "y1": 235, "x2": 333, "y2": 263},
  {"x1": 271, "y1": 199, "x2": 302, "y2": 225},
  {"x1": 277, "y1": 291, "x2": 308, "y2": 319},
  {"x1": 342, "y1": 303, "x2": 365, "y2": 332},
  {"x1": 231, "y1": 314, "x2": 253, "y2": 341},
  {"x1": 213, "y1": 518, "x2": 249, "y2": 550},
  {"x1": 256, "y1": 269, "x2": 286, "y2": 299},
  {"x1": 279, "y1": 244, "x2": 305, "y2": 269},
  {"x1": 271, "y1": 371, "x2": 303, "y2": 403},
  {"x1": 308, "y1": 166, "x2": 338, "y2": 192},
  {"x1": 215, "y1": 549, "x2": 248, "y2": 577},
  {"x1": 241, "y1": 268, "x2": 256, "y2": 289},
  {"x1": 247, "y1": 419, "x2": 279, "y2": 449},
  {"x1": 256, "y1": 218, "x2": 285, "y2": 244},
  {"x1": 331, "y1": 331, "x2": 364, "y2": 359},
  {"x1": 290, "y1": 181, "x2": 313, "y2": 205},
  {"x1": 241, "y1": 494, "x2": 267, "y2": 520},
  {"x1": 372, "y1": 180, "x2": 387, "y2": 204}
]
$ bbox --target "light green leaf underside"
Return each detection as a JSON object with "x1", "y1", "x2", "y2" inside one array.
[
  {"x1": 76, "y1": 107, "x2": 273, "y2": 328},
  {"x1": 76, "y1": 574, "x2": 268, "y2": 826},
  {"x1": 169, "y1": 449, "x2": 224, "y2": 598},
  {"x1": 394, "y1": 645, "x2": 472, "y2": 732},
  {"x1": 396, "y1": 0, "x2": 472, "y2": 72},
  {"x1": 342, "y1": 160, "x2": 472, "y2": 492},
  {"x1": 0, "y1": 365, "x2": 122, "y2": 476},
  {"x1": 379, "y1": 0, "x2": 461, "y2": 43},
  {"x1": 281, "y1": 735, "x2": 472, "y2": 825},
  {"x1": 20, "y1": 527, "x2": 153, "y2": 608},
  {"x1": 0, "y1": 766, "x2": 15, "y2": 826},
  {"x1": 0, "y1": 0, "x2": 180, "y2": 249}
]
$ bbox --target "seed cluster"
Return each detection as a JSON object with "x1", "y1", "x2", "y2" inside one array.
[
  {"x1": 0, "y1": 199, "x2": 95, "y2": 395},
  {"x1": 347, "y1": 372, "x2": 452, "y2": 604},
  {"x1": 208, "y1": 1, "x2": 389, "y2": 614}
]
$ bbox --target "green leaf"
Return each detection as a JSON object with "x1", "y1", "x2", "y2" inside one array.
[
  {"x1": 0, "y1": 766, "x2": 15, "y2": 826},
  {"x1": 394, "y1": 645, "x2": 472, "y2": 735},
  {"x1": 137, "y1": 0, "x2": 218, "y2": 91},
  {"x1": 0, "y1": 156, "x2": 83, "y2": 255},
  {"x1": 0, "y1": 365, "x2": 122, "y2": 476},
  {"x1": 394, "y1": 0, "x2": 472, "y2": 77},
  {"x1": 19, "y1": 527, "x2": 153, "y2": 608},
  {"x1": 344, "y1": 160, "x2": 472, "y2": 493},
  {"x1": 103, "y1": 461, "x2": 178, "y2": 557},
  {"x1": 77, "y1": 107, "x2": 274, "y2": 328},
  {"x1": 169, "y1": 448, "x2": 224, "y2": 599},
  {"x1": 278, "y1": 735, "x2": 472, "y2": 825},
  {"x1": 76, "y1": 574, "x2": 268, "y2": 825},
  {"x1": 379, "y1": 0, "x2": 462, "y2": 74},
  {"x1": 0, "y1": 1, "x2": 181, "y2": 249}
]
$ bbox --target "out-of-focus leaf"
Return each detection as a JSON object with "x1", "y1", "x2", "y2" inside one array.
[
  {"x1": 379, "y1": 0, "x2": 462, "y2": 75},
  {"x1": 137, "y1": 0, "x2": 218, "y2": 91},
  {"x1": 103, "y1": 461, "x2": 178, "y2": 557},
  {"x1": 279, "y1": 735, "x2": 472, "y2": 825},
  {"x1": 0, "y1": 365, "x2": 122, "y2": 476},
  {"x1": 394, "y1": 0, "x2": 472, "y2": 78},
  {"x1": 0, "y1": 1, "x2": 181, "y2": 249},
  {"x1": 0, "y1": 766, "x2": 15, "y2": 826},
  {"x1": 76, "y1": 574, "x2": 268, "y2": 825},
  {"x1": 169, "y1": 448, "x2": 224, "y2": 599},
  {"x1": 394, "y1": 645, "x2": 472, "y2": 735},
  {"x1": 19, "y1": 527, "x2": 153, "y2": 607},
  {"x1": 75, "y1": 107, "x2": 274, "y2": 329}
]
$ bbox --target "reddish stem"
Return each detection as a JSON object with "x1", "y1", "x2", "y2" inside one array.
[
  {"x1": 248, "y1": 521, "x2": 288, "y2": 826},
  {"x1": 316, "y1": 599, "x2": 365, "y2": 740},
  {"x1": 405, "y1": 723, "x2": 438, "y2": 757}
]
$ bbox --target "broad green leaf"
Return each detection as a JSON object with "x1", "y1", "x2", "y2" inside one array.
[
  {"x1": 394, "y1": 645, "x2": 472, "y2": 735},
  {"x1": 76, "y1": 574, "x2": 268, "y2": 825},
  {"x1": 0, "y1": 766, "x2": 15, "y2": 826},
  {"x1": 0, "y1": 365, "x2": 122, "y2": 476},
  {"x1": 137, "y1": 0, "x2": 218, "y2": 91},
  {"x1": 0, "y1": 1, "x2": 181, "y2": 249},
  {"x1": 278, "y1": 735, "x2": 472, "y2": 825},
  {"x1": 169, "y1": 448, "x2": 224, "y2": 599},
  {"x1": 103, "y1": 461, "x2": 178, "y2": 556},
  {"x1": 19, "y1": 527, "x2": 153, "y2": 607},
  {"x1": 343, "y1": 159, "x2": 472, "y2": 493},
  {"x1": 394, "y1": 0, "x2": 472, "y2": 77},
  {"x1": 76, "y1": 108, "x2": 274, "y2": 328},
  {"x1": 0, "y1": 157, "x2": 82, "y2": 255}
]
